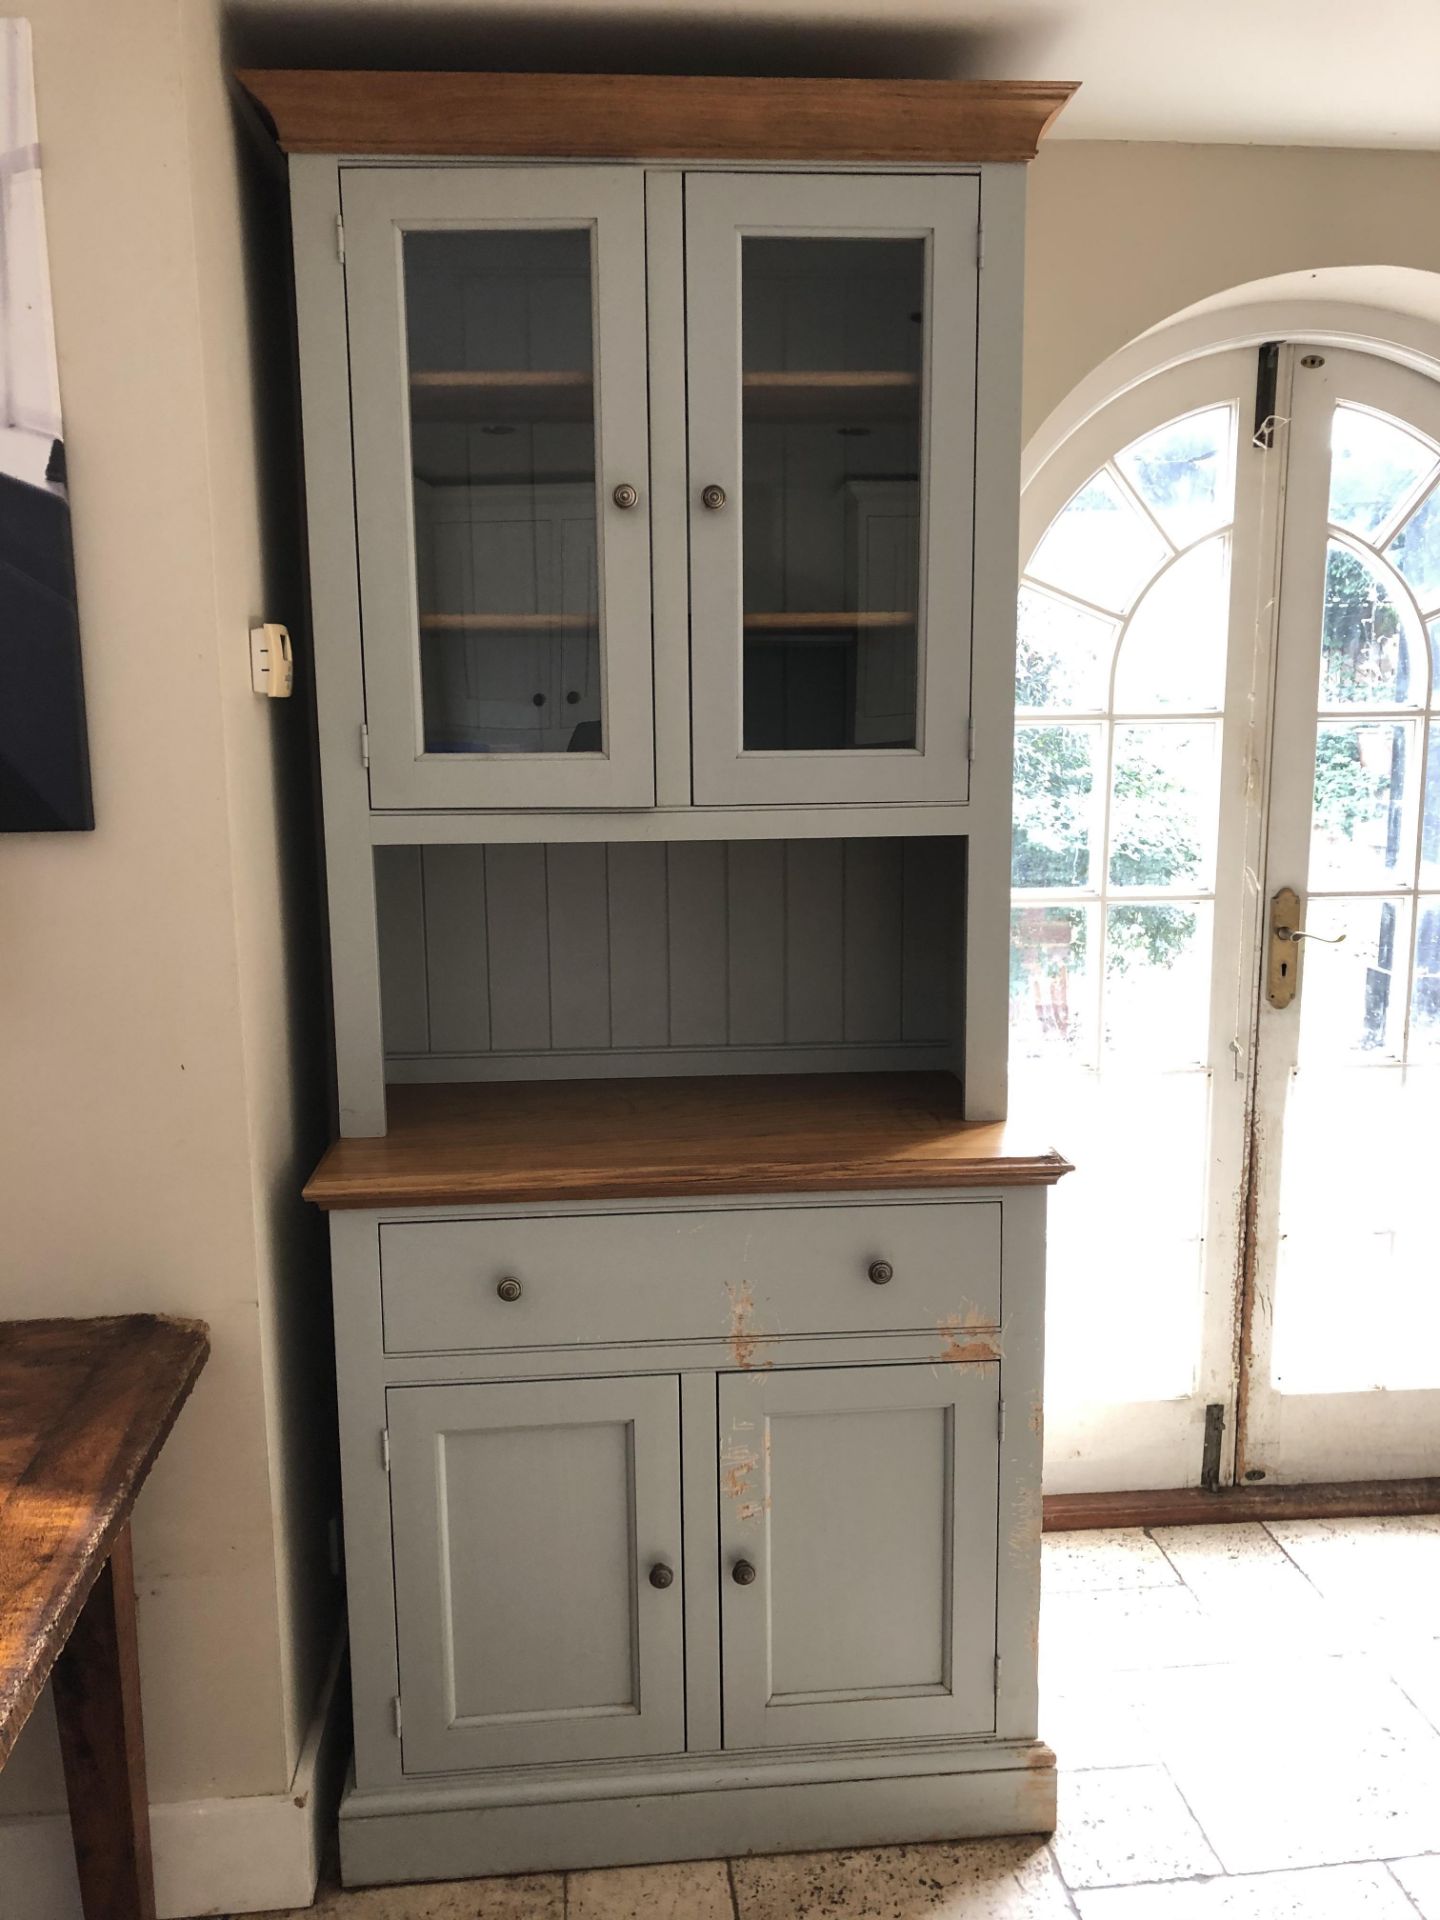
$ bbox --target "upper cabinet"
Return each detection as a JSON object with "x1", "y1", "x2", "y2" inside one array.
[
  {"x1": 687, "y1": 174, "x2": 977, "y2": 807},
  {"x1": 249, "y1": 71, "x2": 1075, "y2": 818},
  {"x1": 342, "y1": 166, "x2": 979, "y2": 813},
  {"x1": 344, "y1": 168, "x2": 655, "y2": 810}
]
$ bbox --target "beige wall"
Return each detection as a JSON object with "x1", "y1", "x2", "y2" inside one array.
[
  {"x1": 1024, "y1": 141, "x2": 1440, "y2": 442},
  {"x1": 0, "y1": 0, "x2": 335, "y2": 1827}
]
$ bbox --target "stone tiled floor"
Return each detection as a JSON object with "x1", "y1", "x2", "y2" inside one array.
[{"x1": 245, "y1": 1517, "x2": 1440, "y2": 1919}]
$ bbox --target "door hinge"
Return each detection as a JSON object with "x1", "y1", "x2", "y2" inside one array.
[
  {"x1": 380, "y1": 1426, "x2": 391, "y2": 1473},
  {"x1": 994, "y1": 1653, "x2": 1002, "y2": 1692},
  {"x1": 335, "y1": 214, "x2": 346, "y2": 264},
  {"x1": 1201, "y1": 1402, "x2": 1225, "y2": 1493},
  {"x1": 976, "y1": 220, "x2": 984, "y2": 270},
  {"x1": 359, "y1": 722, "x2": 371, "y2": 770},
  {"x1": 997, "y1": 1395, "x2": 1006, "y2": 1443},
  {"x1": 391, "y1": 1694, "x2": 402, "y2": 1738},
  {"x1": 967, "y1": 716, "x2": 975, "y2": 763}
]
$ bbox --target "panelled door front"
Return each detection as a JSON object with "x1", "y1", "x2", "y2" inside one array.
[
  {"x1": 343, "y1": 166, "x2": 655, "y2": 809},
  {"x1": 718, "y1": 1363, "x2": 999, "y2": 1748},
  {"x1": 686, "y1": 173, "x2": 979, "y2": 807},
  {"x1": 387, "y1": 1375, "x2": 684, "y2": 1772}
]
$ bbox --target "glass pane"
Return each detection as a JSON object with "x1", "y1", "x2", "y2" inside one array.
[
  {"x1": 1015, "y1": 1070, "x2": 1207, "y2": 1405},
  {"x1": 404, "y1": 229, "x2": 602, "y2": 756},
  {"x1": 1319, "y1": 541, "x2": 1419, "y2": 707},
  {"x1": 1387, "y1": 482, "x2": 1440, "y2": 613},
  {"x1": 1423, "y1": 731, "x2": 1440, "y2": 887},
  {"x1": 1028, "y1": 470, "x2": 1170, "y2": 614},
  {"x1": 1295, "y1": 896, "x2": 1411, "y2": 1062},
  {"x1": 1104, "y1": 902, "x2": 1213, "y2": 1065},
  {"x1": 740, "y1": 236, "x2": 923, "y2": 752},
  {"x1": 1113, "y1": 537, "x2": 1229, "y2": 712},
  {"x1": 1309, "y1": 721, "x2": 1417, "y2": 889},
  {"x1": 1116, "y1": 405, "x2": 1235, "y2": 547},
  {"x1": 1009, "y1": 905, "x2": 1095, "y2": 1068},
  {"x1": 1012, "y1": 724, "x2": 1098, "y2": 887},
  {"x1": 1271, "y1": 1063, "x2": 1440, "y2": 1391},
  {"x1": 1109, "y1": 723, "x2": 1218, "y2": 891},
  {"x1": 1327, "y1": 405, "x2": 1439, "y2": 540},
  {"x1": 1015, "y1": 587, "x2": 1114, "y2": 712},
  {"x1": 1412, "y1": 901, "x2": 1440, "y2": 1054}
]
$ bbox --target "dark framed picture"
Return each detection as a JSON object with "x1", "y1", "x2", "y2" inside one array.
[{"x1": 0, "y1": 17, "x2": 91, "y2": 831}]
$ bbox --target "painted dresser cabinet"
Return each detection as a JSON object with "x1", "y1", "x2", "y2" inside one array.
[{"x1": 245, "y1": 68, "x2": 1076, "y2": 1886}]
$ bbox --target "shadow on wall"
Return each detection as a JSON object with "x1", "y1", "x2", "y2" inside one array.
[{"x1": 224, "y1": 1, "x2": 1065, "y2": 82}]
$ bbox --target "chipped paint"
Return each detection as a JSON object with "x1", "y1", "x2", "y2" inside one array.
[
  {"x1": 1007, "y1": 1484, "x2": 1043, "y2": 1559},
  {"x1": 726, "y1": 1278, "x2": 770, "y2": 1369},
  {"x1": 935, "y1": 1313, "x2": 1002, "y2": 1365},
  {"x1": 720, "y1": 1423, "x2": 771, "y2": 1519}
]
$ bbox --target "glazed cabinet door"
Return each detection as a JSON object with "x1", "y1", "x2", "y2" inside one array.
[
  {"x1": 343, "y1": 167, "x2": 654, "y2": 809},
  {"x1": 387, "y1": 1375, "x2": 684, "y2": 1772},
  {"x1": 719, "y1": 1363, "x2": 999, "y2": 1748},
  {"x1": 686, "y1": 173, "x2": 979, "y2": 806}
]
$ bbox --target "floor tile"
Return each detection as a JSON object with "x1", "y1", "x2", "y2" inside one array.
[
  {"x1": 1391, "y1": 1639, "x2": 1440, "y2": 1733},
  {"x1": 1043, "y1": 1528, "x2": 1181, "y2": 1595},
  {"x1": 729, "y1": 1837, "x2": 1072, "y2": 1918},
  {"x1": 1041, "y1": 1583, "x2": 1234, "y2": 1683},
  {"x1": 1074, "y1": 1861, "x2": 1416, "y2": 1917},
  {"x1": 1051, "y1": 1765, "x2": 1219, "y2": 1889},
  {"x1": 1041, "y1": 1678, "x2": 1158, "y2": 1770},
  {"x1": 567, "y1": 1859, "x2": 733, "y2": 1920},
  {"x1": 1389, "y1": 1854, "x2": 1440, "y2": 1916},
  {"x1": 1266, "y1": 1517, "x2": 1440, "y2": 1639},
  {"x1": 1127, "y1": 1654, "x2": 1440, "y2": 1872},
  {"x1": 1150, "y1": 1524, "x2": 1354, "y2": 1657},
  {"x1": 245, "y1": 1872, "x2": 565, "y2": 1918}
]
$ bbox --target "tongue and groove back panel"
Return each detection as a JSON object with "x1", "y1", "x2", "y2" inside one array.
[{"x1": 374, "y1": 836, "x2": 965, "y2": 1081}]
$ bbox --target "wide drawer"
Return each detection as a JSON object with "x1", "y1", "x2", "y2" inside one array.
[{"x1": 379, "y1": 1201, "x2": 1001, "y2": 1356}]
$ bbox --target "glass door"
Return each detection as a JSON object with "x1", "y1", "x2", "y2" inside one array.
[
  {"x1": 686, "y1": 173, "x2": 978, "y2": 807},
  {"x1": 1243, "y1": 347, "x2": 1440, "y2": 1482},
  {"x1": 343, "y1": 167, "x2": 654, "y2": 810}
]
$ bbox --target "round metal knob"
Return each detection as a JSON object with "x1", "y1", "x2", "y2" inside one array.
[
  {"x1": 612, "y1": 482, "x2": 639, "y2": 510},
  {"x1": 868, "y1": 1260, "x2": 894, "y2": 1286},
  {"x1": 701, "y1": 484, "x2": 727, "y2": 511},
  {"x1": 648, "y1": 1563, "x2": 674, "y2": 1590},
  {"x1": 732, "y1": 1559, "x2": 757, "y2": 1586},
  {"x1": 495, "y1": 1276, "x2": 523, "y2": 1303}
]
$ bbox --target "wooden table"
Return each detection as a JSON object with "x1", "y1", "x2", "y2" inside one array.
[{"x1": 0, "y1": 1315, "x2": 209, "y2": 1920}]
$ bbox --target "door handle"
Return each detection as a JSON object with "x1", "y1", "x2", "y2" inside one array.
[{"x1": 1267, "y1": 887, "x2": 1345, "y2": 1008}]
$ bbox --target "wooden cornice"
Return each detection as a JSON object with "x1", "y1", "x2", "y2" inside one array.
[{"x1": 237, "y1": 70, "x2": 1077, "y2": 164}]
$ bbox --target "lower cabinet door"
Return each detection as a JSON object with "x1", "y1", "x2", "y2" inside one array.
[
  {"x1": 388, "y1": 1375, "x2": 685, "y2": 1772},
  {"x1": 719, "y1": 1363, "x2": 999, "y2": 1749}
]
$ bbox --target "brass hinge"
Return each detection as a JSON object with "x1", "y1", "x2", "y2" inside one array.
[
  {"x1": 994, "y1": 1653, "x2": 1002, "y2": 1692},
  {"x1": 997, "y1": 1395, "x2": 1006, "y2": 1443},
  {"x1": 967, "y1": 716, "x2": 975, "y2": 763},
  {"x1": 380, "y1": 1427, "x2": 391, "y2": 1473},
  {"x1": 335, "y1": 214, "x2": 346, "y2": 264},
  {"x1": 392, "y1": 1695, "x2": 402, "y2": 1738},
  {"x1": 976, "y1": 217, "x2": 985, "y2": 270},
  {"x1": 360, "y1": 722, "x2": 371, "y2": 770}
]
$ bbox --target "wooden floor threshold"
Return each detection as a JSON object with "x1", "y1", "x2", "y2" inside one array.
[{"x1": 1043, "y1": 1477, "x2": 1440, "y2": 1532}]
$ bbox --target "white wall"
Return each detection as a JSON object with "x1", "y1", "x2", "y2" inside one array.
[
  {"x1": 1024, "y1": 141, "x2": 1440, "y2": 442},
  {"x1": 0, "y1": 0, "x2": 337, "y2": 1906}
]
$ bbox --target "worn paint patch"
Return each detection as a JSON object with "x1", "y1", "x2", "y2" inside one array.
[
  {"x1": 726, "y1": 1278, "x2": 770, "y2": 1369},
  {"x1": 720, "y1": 1423, "x2": 771, "y2": 1519},
  {"x1": 1008, "y1": 1483, "x2": 1043, "y2": 1559},
  {"x1": 936, "y1": 1313, "x2": 1002, "y2": 1365}
]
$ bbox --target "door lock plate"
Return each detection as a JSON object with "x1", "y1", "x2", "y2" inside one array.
[{"x1": 1267, "y1": 886, "x2": 1303, "y2": 1008}]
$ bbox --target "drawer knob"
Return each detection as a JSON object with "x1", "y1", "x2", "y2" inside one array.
[
  {"x1": 868, "y1": 1260, "x2": 895, "y2": 1286},
  {"x1": 701, "y1": 483, "x2": 727, "y2": 511},
  {"x1": 495, "y1": 1276, "x2": 523, "y2": 1303},
  {"x1": 732, "y1": 1559, "x2": 757, "y2": 1586},
  {"x1": 648, "y1": 1563, "x2": 674, "y2": 1590},
  {"x1": 612, "y1": 482, "x2": 639, "y2": 510}
]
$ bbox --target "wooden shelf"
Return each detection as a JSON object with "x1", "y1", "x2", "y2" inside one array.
[
  {"x1": 303, "y1": 1072, "x2": 1072, "y2": 1211},
  {"x1": 410, "y1": 370, "x2": 593, "y2": 424},
  {"x1": 743, "y1": 611, "x2": 916, "y2": 645},
  {"x1": 743, "y1": 370, "x2": 919, "y2": 423},
  {"x1": 420, "y1": 612, "x2": 596, "y2": 633}
]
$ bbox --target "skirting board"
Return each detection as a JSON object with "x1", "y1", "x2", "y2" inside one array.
[
  {"x1": 339, "y1": 1744, "x2": 1057, "y2": 1886},
  {"x1": 0, "y1": 1631, "x2": 347, "y2": 1919}
]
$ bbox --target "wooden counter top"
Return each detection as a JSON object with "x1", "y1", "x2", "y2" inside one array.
[{"x1": 304, "y1": 1073, "x2": 1071, "y2": 1211}]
